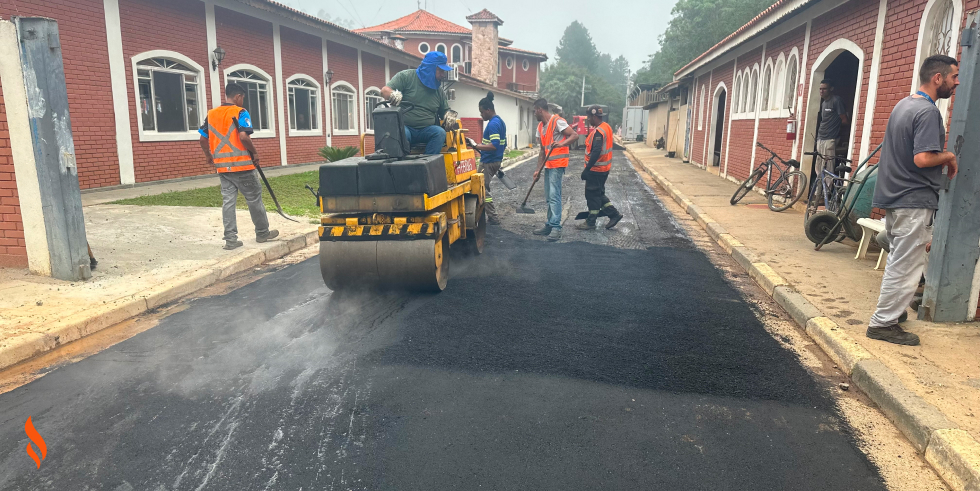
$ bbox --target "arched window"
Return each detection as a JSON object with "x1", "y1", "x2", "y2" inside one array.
[
  {"x1": 522, "y1": 59, "x2": 530, "y2": 71},
  {"x1": 287, "y1": 76, "x2": 320, "y2": 133},
  {"x1": 732, "y1": 75, "x2": 741, "y2": 116},
  {"x1": 133, "y1": 54, "x2": 203, "y2": 138},
  {"x1": 698, "y1": 85, "x2": 707, "y2": 130},
  {"x1": 772, "y1": 57, "x2": 786, "y2": 111},
  {"x1": 748, "y1": 66, "x2": 759, "y2": 112},
  {"x1": 226, "y1": 68, "x2": 273, "y2": 132},
  {"x1": 435, "y1": 43, "x2": 447, "y2": 55},
  {"x1": 451, "y1": 44, "x2": 462, "y2": 64},
  {"x1": 784, "y1": 54, "x2": 799, "y2": 111},
  {"x1": 331, "y1": 83, "x2": 357, "y2": 133},
  {"x1": 742, "y1": 70, "x2": 751, "y2": 113},
  {"x1": 364, "y1": 88, "x2": 383, "y2": 131},
  {"x1": 915, "y1": 0, "x2": 961, "y2": 122},
  {"x1": 761, "y1": 61, "x2": 773, "y2": 113},
  {"x1": 418, "y1": 42, "x2": 430, "y2": 54}
]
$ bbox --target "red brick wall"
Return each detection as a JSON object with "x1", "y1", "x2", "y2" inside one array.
[
  {"x1": 121, "y1": 0, "x2": 216, "y2": 183},
  {"x1": 496, "y1": 53, "x2": 517, "y2": 89},
  {"x1": 754, "y1": 26, "x2": 807, "y2": 170},
  {"x1": 361, "y1": 51, "x2": 388, "y2": 157},
  {"x1": 1, "y1": 0, "x2": 120, "y2": 190},
  {"x1": 327, "y1": 41, "x2": 362, "y2": 153},
  {"x1": 389, "y1": 61, "x2": 411, "y2": 78},
  {"x1": 725, "y1": 47, "x2": 763, "y2": 182},
  {"x1": 280, "y1": 26, "x2": 325, "y2": 165},
  {"x1": 402, "y1": 38, "x2": 460, "y2": 58},
  {"x1": 0, "y1": 80, "x2": 26, "y2": 267},
  {"x1": 213, "y1": 6, "x2": 280, "y2": 170},
  {"x1": 513, "y1": 56, "x2": 539, "y2": 90}
]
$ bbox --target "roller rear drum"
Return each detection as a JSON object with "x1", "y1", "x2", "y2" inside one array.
[{"x1": 319, "y1": 234, "x2": 449, "y2": 292}]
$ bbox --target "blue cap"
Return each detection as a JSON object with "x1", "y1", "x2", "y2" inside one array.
[{"x1": 423, "y1": 51, "x2": 454, "y2": 72}]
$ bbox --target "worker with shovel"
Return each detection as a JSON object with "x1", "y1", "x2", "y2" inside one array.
[
  {"x1": 199, "y1": 83, "x2": 279, "y2": 250},
  {"x1": 530, "y1": 98, "x2": 577, "y2": 242},
  {"x1": 576, "y1": 105, "x2": 623, "y2": 230}
]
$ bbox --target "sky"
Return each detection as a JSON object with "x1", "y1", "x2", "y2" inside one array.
[{"x1": 277, "y1": 0, "x2": 678, "y2": 74}]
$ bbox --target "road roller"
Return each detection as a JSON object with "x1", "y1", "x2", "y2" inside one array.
[{"x1": 315, "y1": 104, "x2": 486, "y2": 292}]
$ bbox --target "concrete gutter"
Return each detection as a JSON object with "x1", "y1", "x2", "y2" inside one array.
[
  {"x1": 620, "y1": 142, "x2": 980, "y2": 491},
  {"x1": 0, "y1": 230, "x2": 319, "y2": 372}
]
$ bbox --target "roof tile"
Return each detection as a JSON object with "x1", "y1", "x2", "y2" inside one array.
[{"x1": 355, "y1": 9, "x2": 471, "y2": 34}]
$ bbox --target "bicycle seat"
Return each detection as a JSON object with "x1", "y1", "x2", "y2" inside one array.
[
  {"x1": 834, "y1": 164, "x2": 852, "y2": 174},
  {"x1": 786, "y1": 159, "x2": 801, "y2": 168}
]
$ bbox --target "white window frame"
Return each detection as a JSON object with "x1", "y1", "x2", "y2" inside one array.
[
  {"x1": 418, "y1": 42, "x2": 430, "y2": 54},
  {"x1": 740, "y1": 69, "x2": 751, "y2": 117},
  {"x1": 912, "y1": 0, "x2": 962, "y2": 125},
  {"x1": 363, "y1": 86, "x2": 383, "y2": 134},
  {"x1": 732, "y1": 74, "x2": 741, "y2": 119},
  {"x1": 698, "y1": 85, "x2": 706, "y2": 130},
  {"x1": 760, "y1": 59, "x2": 774, "y2": 119},
  {"x1": 286, "y1": 74, "x2": 322, "y2": 137},
  {"x1": 506, "y1": 56, "x2": 514, "y2": 69},
  {"x1": 435, "y1": 43, "x2": 447, "y2": 55},
  {"x1": 451, "y1": 43, "x2": 463, "y2": 64},
  {"x1": 331, "y1": 81, "x2": 358, "y2": 136},
  {"x1": 783, "y1": 50, "x2": 800, "y2": 115},
  {"x1": 223, "y1": 64, "x2": 277, "y2": 139},
  {"x1": 772, "y1": 53, "x2": 787, "y2": 117},
  {"x1": 748, "y1": 65, "x2": 760, "y2": 114},
  {"x1": 130, "y1": 50, "x2": 207, "y2": 142},
  {"x1": 497, "y1": 58, "x2": 501, "y2": 77},
  {"x1": 522, "y1": 59, "x2": 530, "y2": 71}
]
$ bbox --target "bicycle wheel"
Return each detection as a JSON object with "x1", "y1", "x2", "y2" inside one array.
[
  {"x1": 825, "y1": 185, "x2": 845, "y2": 215},
  {"x1": 767, "y1": 170, "x2": 807, "y2": 212},
  {"x1": 731, "y1": 167, "x2": 766, "y2": 205}
]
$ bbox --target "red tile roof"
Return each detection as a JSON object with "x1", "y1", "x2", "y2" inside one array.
[
  {"x1": 355, "y1": 10, "x2": 472, "y2": 34},
  {"x1": 500, "y1": 45, "x2": 548, "y2": 60},
  {"x1": 465, "y1": 9, "x2": 504, "y2": 24}
]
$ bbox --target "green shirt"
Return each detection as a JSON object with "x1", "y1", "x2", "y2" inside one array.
[{"x1": 387, "y1": 69, "x2": 451, "y2": 129}]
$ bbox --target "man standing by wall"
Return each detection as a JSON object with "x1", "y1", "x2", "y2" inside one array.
[
  {"x1": 816, "y1": 79, "x2": 849, "y2": 176},
  {"x1": 867, "y1": 55, "x2": 959, "y2": 346},
  {"x1": 199, "y1": 83, "x2": 278, "y2": 250},
  {"x1": 531, "y1": 98, "x2": 577, "y2": 242},
  {"x1": 466, "y1": 92, "x2": 506, "y2": 225},
  {"x1": 381, "y1": 52, "x2": 457, "y2": 155},
  {"x1": 576, "y1": 105, "x2": 622, "y2": 230}
]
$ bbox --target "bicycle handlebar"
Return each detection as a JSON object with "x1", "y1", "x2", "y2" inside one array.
[
  {"x1": 804, "y1": 151, "x2": 852, "y2": 163},
  {"x1": 756, "y1": 141, "x2": 786, "y2": 164}
]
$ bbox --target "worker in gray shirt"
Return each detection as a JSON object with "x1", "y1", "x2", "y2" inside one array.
[
  {"x1": 815, "y1": 80, "x2": 849, "y2": 177},
  {"x1": 868, "y1": 54, "x2": 959, "y2": 346}
]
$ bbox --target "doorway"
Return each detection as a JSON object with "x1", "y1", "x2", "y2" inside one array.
[
  {"x1": 707, "y1": 86, "x2": 727, "y2": 167},
  {"x1": 801, "y1": 41, "x2": 864, "y2": 179}
]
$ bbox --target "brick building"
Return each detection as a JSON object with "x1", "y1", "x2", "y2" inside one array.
[
  {"x1": 0, "y1": 0, "x2": 536, "y2": 269},
  {"x1": 354, "y1": 9, "x2": 547, "y2": 96}
]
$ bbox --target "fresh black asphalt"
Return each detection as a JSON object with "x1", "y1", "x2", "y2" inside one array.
[{"x1": 0, "y1": 151, "x2": 887, "y2": 490}]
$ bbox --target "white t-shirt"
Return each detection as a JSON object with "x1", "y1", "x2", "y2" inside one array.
[{"x1": 538, "y1": 116, "x2": 569, "y2": 144}]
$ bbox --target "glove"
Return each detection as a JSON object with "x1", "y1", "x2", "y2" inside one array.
[
  {"x1": 442, "y1": 110, "x2": 459, "y2": 130},
  {"x1": 388, "y1": 90, "x2": 402, "y2": 106},
  {"x1": 466, "y1": 137, "x2": 477, "y2": 148}
]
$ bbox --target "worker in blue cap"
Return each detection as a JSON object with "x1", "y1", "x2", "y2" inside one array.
[{"x1": 381, "y1": 51, "x2": 459, "y2": 154}]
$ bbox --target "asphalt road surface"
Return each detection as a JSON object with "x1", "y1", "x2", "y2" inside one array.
[{"x1": 0, "y1": 150, "x2": 899, "y2": 490}]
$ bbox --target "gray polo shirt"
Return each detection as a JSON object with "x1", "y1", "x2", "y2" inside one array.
[
  {"x1": 817, "y1": 95, "x2": 847, "y2": 140},
  {"x1": 872, "y1": 95, "x2": 945, "y2": 210}
]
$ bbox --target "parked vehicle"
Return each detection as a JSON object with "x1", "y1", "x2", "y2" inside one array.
[{"x1": 730, "y1": 142, "x2": 807, "y2": 212}]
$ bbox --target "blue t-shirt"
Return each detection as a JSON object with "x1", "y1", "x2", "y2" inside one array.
[
  {"x1": 198, "y1": 105, "x2": 253, "y2": 138},
  {"x1": 480, "y1": 115, "x2": 506, "y2": 163}
]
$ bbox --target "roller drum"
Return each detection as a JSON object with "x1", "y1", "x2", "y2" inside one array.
[{"x1": 319, "y1": 235, "x2": 449, "y2": 292}]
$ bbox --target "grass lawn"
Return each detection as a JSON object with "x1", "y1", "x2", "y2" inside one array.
[
  {"x1": 111, "y1": 171, "x2": 322, "y2": 219},
  {"x1": 504, "y1": 149, "x2": 526, "y2": 160}
]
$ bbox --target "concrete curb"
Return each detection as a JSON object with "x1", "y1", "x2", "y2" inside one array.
[
  {"x1": 621, "y1": 145, "x2": 980, "y2": 491},
  {"x1": 0, "y1": 229, "x2": 318, "y2": 372}
]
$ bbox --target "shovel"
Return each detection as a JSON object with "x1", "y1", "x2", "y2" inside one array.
[
  {"x1": 249, "y1": 151, "x2": 299, "y2": 223},
  {"x1": 516, "y1": 146, "x2": 555, "y2": 214}
]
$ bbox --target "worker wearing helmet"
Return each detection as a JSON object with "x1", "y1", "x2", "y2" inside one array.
[
  {"x1": 381, "y1": 51, "x2": 458, "y2": 154},
  {"x1": 576, "y1": 105, "x2": 622, "y2": 230}
]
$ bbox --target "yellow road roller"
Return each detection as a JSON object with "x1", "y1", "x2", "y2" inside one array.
[{"x1": 316, "y1": 105, "x2": 485, "y2": 292}]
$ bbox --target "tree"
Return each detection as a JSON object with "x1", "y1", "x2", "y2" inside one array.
[
  {"x1": 635, "y1": 0, "x2": 775, "y2": 85},
  {"x1": 555, "y1": 21, "x2": 600, "y2": 71},
  {"x1": 540, "y1": 62, "x2": 625, "y2": 128},
  {"x1": 316, "y1": 8, "x2": 355, "y2": 29}
]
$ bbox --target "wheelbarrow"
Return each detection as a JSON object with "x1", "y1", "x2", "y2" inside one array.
[{"x1": 804, "y1": 143, "x2": 883, "y2": 250}]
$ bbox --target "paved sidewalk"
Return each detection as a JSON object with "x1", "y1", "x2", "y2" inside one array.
[
  {"x1": 623, "y1": 141, "x2": 980, "y2": 490},
  {"x1": 0, "y1": 174, "x2": 320, "y2": 371}
]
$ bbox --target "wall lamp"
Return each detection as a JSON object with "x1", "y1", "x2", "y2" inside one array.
[
  {"x1": 325, "y1": 69, "x2": 334, "y2": 84},
  {"x1": 211, "y1": 46, "x2": 226, "y2": 71}
]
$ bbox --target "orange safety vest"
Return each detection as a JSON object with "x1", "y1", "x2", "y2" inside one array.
[
  {"x1": 537, "y1": 114, "x2": 570, "y2": 169},
  {"x1": 207, "y1": 105, "x2": 255, "y2": 173},
  {"x1": 584, "y1": 122, "x2": 613, "y2": 173}
]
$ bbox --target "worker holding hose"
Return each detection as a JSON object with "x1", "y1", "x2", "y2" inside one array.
[
  {"x1": 381, "y1": 51, "x2": 459, "y2": 154},
  {"x1": 576, "y1": 106, "x2": 623, "y2": 230},
  {"x1": 199, "y1": 83, "x2": 279, "y2": 250},
  {"x1": 466, "y1": 92, "x2": 506, "y2": 225}
]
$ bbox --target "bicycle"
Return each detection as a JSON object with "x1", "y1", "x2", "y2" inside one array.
[
  {"x1": 802, "y1": 151, "x2": 853, "y2": 222},
  {"x1": 730, "y1": 142, "x2": 808, "y2": 212}
]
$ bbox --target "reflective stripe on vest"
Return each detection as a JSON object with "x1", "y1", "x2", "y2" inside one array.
[
  {"x1": 539, "y1": 114, "x2": 569, "y2": 168},
  {"x1": 207, "y1": 105, "x2": 254, "y2": 173},
  {"x1": 584, "y1": 122, "x2": 613, "y2": 173}
]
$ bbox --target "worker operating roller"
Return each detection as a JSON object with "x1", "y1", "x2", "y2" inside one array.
[{"x1": 381, "y1": 51, "x2": 459, "y2": 154}]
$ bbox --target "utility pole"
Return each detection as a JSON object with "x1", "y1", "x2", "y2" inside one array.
[
  {"x1": 581, "y1": 75, "x2": 585, "y2": 108},
  {"x1": 922, "y1": 11, "x2": 980, "y2": 321}
]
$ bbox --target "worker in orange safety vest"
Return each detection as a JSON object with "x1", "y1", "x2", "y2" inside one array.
[
  {"x1": 199, "y1": 83, "x2": 279, "y2": 250},
  {"x1": 531, "y1": 98, "x2": 578, "y2": 242},
  {"x1": 576, "y1": 105, "x2": 623, "y2": 230}
]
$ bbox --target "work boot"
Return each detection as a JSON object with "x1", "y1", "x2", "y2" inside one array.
[
  {"x1": 866, "y1": 324, "x2": 920, "y2": 346},
  {"x1": 224, "y1": 240, "x2": 244, "y2": 250},
  {"x1": 256, "y1": 230, "x2": 280, "y2": 243},
  {"x1": 576, "y1": 219, "x2": 596, "y2": 230},
  {"x1": 605, "y1": 208, "x2": 623, "y2": 229},
  {"x1": 547, "y1": 227, "x2": 563, "y2": 242},
  {"x1": 533, "y1": 225, "x2": 553, "y2": 236}
]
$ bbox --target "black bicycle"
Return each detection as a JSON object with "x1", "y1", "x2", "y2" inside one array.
[
  {"x1": 802, "y1": 151, "x2": 852, "y2": 221},
  {"x1": 730, "y1": 142, "x2": 807, "y2": 212}
]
